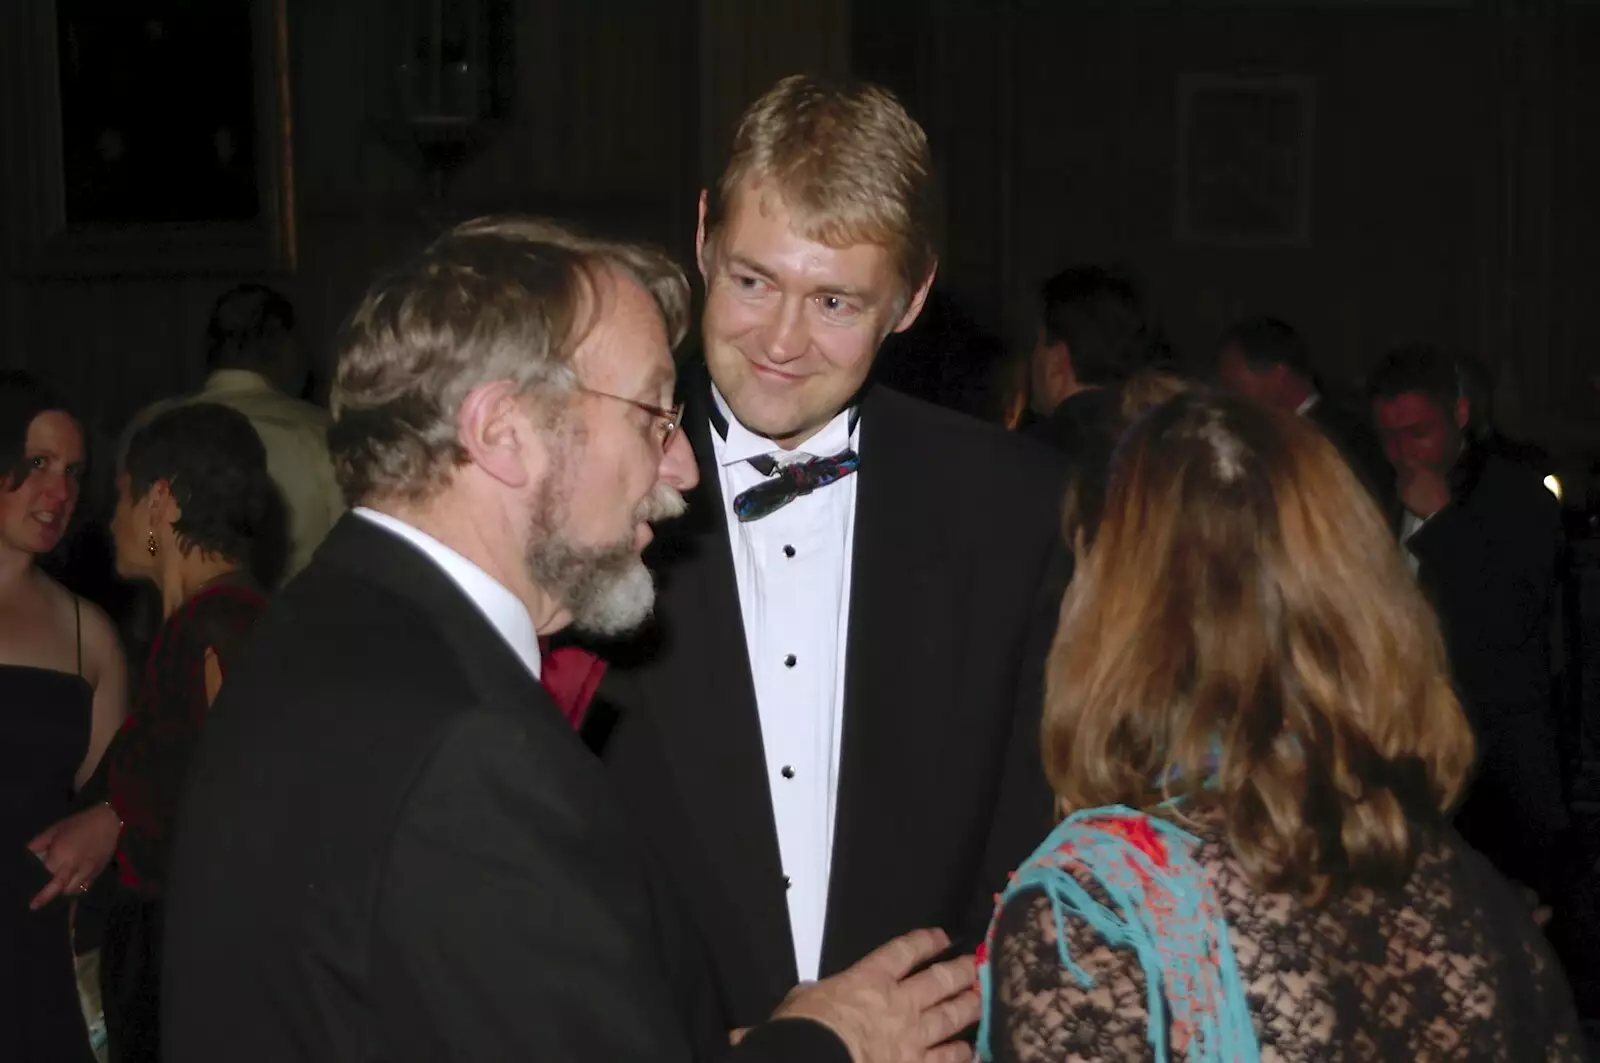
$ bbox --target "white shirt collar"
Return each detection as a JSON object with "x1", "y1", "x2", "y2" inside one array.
[
  {"x1": 710, "y1": 384, "x2": 857, "y2": 467},
  {"x1": 352, "y1": 507, "x2": 542, "y2": 679},
  {"x1": 1295, "y1": 392, "x2": 1322, "y2": 416}
]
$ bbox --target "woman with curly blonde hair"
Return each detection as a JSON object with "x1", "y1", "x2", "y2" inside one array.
[{"x1": 977, "y1": 391, "x2": 1582, "y2": 1063}]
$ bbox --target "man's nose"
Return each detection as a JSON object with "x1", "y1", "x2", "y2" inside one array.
[
  {"x1": 660, "y1": 428, "x2": 699, "y2": 493},
  {"x1": 760, "y1": 300, "x2": 809, "y2": 365}
]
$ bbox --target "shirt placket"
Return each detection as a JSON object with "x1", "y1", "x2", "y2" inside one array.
[{"x1": 757, "y1": 493, "x2": 834, "y2": 979}]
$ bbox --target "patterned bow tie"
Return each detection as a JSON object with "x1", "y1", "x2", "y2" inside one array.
[
  {"x1": 733, "y1": 450, "x2": 860, "y2": 522},
  {"x1": 708, "y1": 398, "x2": 862, "y2": 522}
]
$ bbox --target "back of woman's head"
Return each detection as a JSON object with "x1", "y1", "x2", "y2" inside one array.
[
  {"x1": 1045, "y1": 391, "x2": 1472, "y2": 904},
  {"x1": 124, "y1": 403, "x2": 287, "y2": 586},
  {"x1": 0, "y1": 370, "x2": 77, "y2": 489},
  {"x1": 1118, "y1": 369, "x2": 1192, "y2": 422}
]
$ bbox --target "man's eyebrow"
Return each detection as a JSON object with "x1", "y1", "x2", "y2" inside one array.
[
  {"x1": 724, "y1": 254, "x2": 777, "y2": 282},
  {"x1": 813, "y1": 283, "x2": 871, "y2": 302},
  {"x1": 725, "y1": 254, "x2": 873, "y2": 302}
]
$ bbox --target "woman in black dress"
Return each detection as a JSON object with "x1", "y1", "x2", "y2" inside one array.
[
  {"x1": 95, "y1": 403, "x2": 283, "y2": 1062},
  {"x1": 0, "y1": 372, "x2": 129, "y2": 1062}
]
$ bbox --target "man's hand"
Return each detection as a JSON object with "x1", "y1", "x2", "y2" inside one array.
[
  {"x1": 1397, "y1": 461, "x2": 1451, "y2": 522},
  {"x1": 769, "y1": 928, "x2": 979, "y2": 1063}
]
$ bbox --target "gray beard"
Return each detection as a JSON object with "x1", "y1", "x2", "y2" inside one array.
[{"x1": 524, "y1": 476, "x2": 686, "y2": 637}]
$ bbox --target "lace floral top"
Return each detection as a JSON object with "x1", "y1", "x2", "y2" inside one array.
[{"x1": 982, "y1": 806, "x2": 1585, "y2": 1063}]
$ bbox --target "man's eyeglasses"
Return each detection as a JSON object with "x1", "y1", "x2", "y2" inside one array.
[{"x1": 578, "y1": 387, "x2": 684, "y2": 452}]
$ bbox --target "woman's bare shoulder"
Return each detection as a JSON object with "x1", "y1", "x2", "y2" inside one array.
[{"x1": 73, "y1": 594, "x2": 126, "y2": 680}]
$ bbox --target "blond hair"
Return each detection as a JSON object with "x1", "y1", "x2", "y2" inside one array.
[
  {"x1": 1045, "y1": 391, "x2": 1473, "y2": 905},
  {"x1": 330, "y1": 216, "x2": 688, "y2": 506},
  {"x1": 1118, "y1": 369, "x2": 1193, "y2": 421},
  {"x1": 706, "y1": 74, "x2": 937, "y2": 293}
]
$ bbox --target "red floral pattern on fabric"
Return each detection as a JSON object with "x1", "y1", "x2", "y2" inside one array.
[
  {"x1": 1079, "y1": 814, "x2": 1169, "y2": 870},
  {"x1": 979, "y1": 808, "x2": 1254, "y2": 1059},
  {"x1": 984, "y1": 817, "x2": 1589, "y2": 1063}
]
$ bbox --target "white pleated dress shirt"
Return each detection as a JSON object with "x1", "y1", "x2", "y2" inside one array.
[{"x1": 710, "y1": 386, "x2": 858, "y2": 983}]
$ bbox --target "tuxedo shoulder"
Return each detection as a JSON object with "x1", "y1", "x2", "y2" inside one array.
[
  {"x1": 1471, "y1": 453, "x2": 1559, "y2": 518},
  {"x1": 241, "y1": 576, "x2": 495, "y2": 725},
  {"x1": 873, "y1": 387, "x2": 1070, "y2": 488}
]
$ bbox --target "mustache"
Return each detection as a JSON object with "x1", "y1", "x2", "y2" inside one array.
[{"x1": 635, "y1": 483, "x2": 687, "y2": 523}]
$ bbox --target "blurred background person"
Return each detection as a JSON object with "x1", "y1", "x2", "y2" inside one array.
[
  {"x1": 1022, "y1": 265, "x2": 1165, "y2": 465},
  {"x1": 127, "y1": 284, "x2": 343, "y2": 583},
  {"x1": 1057, "y1": 367, "x2": 1192, "y2": 558},
  {"x1": 89, "y1": 403, "x2": 282, "y2": 1062},
  {"x1": 1454, "y1": 352, "x2": 1553, "y2": 473},
  {"x1": 1, "y1": 371, "x2": 128, "y2": 1063},
  {"x1": 1367, "y1": 345, "x2": 1594, "y2": 1000},
  {"x1": 978, "y1": 392, "x2": 1582, "y2": 1061},
  {"x1": 1217, "y1": 314, "x2": 1397, "y2": 524}
]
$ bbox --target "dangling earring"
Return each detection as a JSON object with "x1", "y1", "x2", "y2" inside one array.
[{"x1": 146, "y1": 532, "x2": 158, "y2": 557}]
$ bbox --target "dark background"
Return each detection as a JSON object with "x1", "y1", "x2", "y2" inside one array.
[
  {"x1": 0, "y1": 0, "x2": 1596, "y2": 454},
  {"x1": 57, "y1": 0, "x2": 260, "y2": 226}
]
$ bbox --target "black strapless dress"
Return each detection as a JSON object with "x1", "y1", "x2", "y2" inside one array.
[{"x1": 1, "y1": 664, "x2": 95, "y2": 1063}]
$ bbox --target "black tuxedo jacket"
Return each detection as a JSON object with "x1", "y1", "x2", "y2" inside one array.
[
  {"x1": 592, "y1": 371, "x2": 1072, "y2": 1028},
  {"x1": 1409, "y1": 448, "x2": 1566, "y2": 894},
  {"x1": 162, "y1": 516, "x2": 846, "y2": 1063},
  {"x1": 1410, "y1": 447, "x2": 1563, "y2": 725}
]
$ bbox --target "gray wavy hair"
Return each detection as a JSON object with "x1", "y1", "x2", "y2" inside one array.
[{"x1": 329, "y1": 216, "x2": 689, "y2": 506}]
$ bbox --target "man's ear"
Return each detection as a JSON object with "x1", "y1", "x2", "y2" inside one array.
[
  {"x1": 695, "y1": 190, "x2": 712, "y2": 281},
  {"x1": 890, "y1": 260, "x2": 938, "y2": 335},
  {"x1": 1453, "y1": 396, "x2": 1470, "y2": 430},
  {"x1": 457, "y1": 381, "x2": 548, "y2": 490}
]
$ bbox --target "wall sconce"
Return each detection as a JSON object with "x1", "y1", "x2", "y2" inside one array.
[{"x1": 369, "y1": 0, "x2": 514, "y2": 199}]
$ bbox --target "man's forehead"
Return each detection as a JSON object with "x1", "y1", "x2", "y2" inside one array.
[
  {"x1": 574, "y1": 286, "x2": 675, "y2": 394},
  {"x1": 725, "y1": 182, "x2": 893, "y2": 261},
  {"x1": 585, "y1": 267, "x2": 665, "y2": 333},
  {"x1": 1375, "y1": 392, "x2": 1441, "y2": 424},
  {"x1": 574, "y1": 343, "x2": 674, "y2": 395}
]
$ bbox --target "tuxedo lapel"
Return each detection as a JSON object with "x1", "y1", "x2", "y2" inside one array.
[
  {"x1": 634, "y1": 378, "x2": 799, "y2": 991},
  {"x1": 821, "y1": 387, "x2": 964, "y2": 974}
]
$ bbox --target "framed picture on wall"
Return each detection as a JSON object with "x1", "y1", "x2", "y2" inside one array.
[
  {"x1": 16, "y1": 0, "x2": 295, "y2": 274},
  {"x1": 1176, "y1": 73, "x2": 1314, "y2": 247}
]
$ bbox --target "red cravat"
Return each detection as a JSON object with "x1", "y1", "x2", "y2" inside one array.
[{"x1": 538, "y1": 638, "x2": 607, "y2": 728}]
